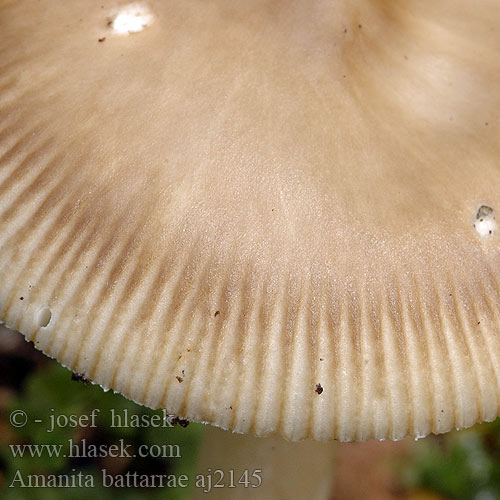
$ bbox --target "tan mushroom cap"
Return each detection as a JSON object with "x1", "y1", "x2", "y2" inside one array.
[{"x1": 1, "y1": 0, "x2": 500, "y2": 442}]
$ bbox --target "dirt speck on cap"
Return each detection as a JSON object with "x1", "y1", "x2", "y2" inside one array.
[
  {"x1": 72, "y1": 372, "x2": 90, "y2": 384},
  {"x1": 171, "y1": 417, "x2": 190, "y2": 428}
]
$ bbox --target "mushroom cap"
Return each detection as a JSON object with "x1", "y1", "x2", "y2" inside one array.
[{"x1": 1, "y1": 0, "x2": 500, "y2": 442}]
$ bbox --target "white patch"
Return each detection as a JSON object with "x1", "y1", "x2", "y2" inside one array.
[
  {"x1": 109, "y1": 3, "x2": 154, "y2": 34},
  {"x1": 36, "y1": 306, "x2": 52, "y2": 328},
  {"x1": 474, "y1": 205, "x2": 497, "y2": 237}
]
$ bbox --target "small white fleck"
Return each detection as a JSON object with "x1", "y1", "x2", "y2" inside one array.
[
  {"x1": 36, "y1": 306, "x2": 52, "y2": 328},
  {"x1": 109, "y1": 3, "x2": 154, "y2": 34},
  {"x1": 474, "y1": 205, "x2": 497, "y2": 237}
]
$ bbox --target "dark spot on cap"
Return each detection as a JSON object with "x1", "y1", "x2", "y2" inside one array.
[
  {"x1": 176, "y1": 376, "x2": 183, "y2": 383},
  {"x1": 71, "y1": 372, "x2": 90, "y2": 384},
  {"x1": 315, "y1": 383, "x2": 324, "y2": 395},
  {"x1": 171, "y1": 417, "x2": 190, "y2": 428},
  {"x1": 214, "y1": 310, "x2": 220, "y2": 317},
  {"x1": 19, "y1": 297, "x2": 24, "y2": 300},
  {"x1": 477, "y1": 205, "x2": 494, "y2": 220},
  {"x1": 98, "y1": 37, "x2": 106, "y2": 42}
]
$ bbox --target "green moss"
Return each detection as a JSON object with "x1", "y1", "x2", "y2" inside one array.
[{"x1": 1, "y1": 362, "x2": 203, "y2": 500}]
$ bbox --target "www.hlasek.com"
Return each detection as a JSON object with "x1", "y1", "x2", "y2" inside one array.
[{"x1": 7, "y1": 407, "x2": 263, "y2": 492}]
